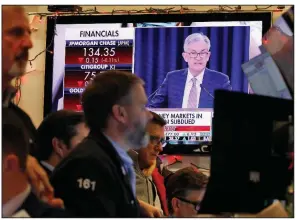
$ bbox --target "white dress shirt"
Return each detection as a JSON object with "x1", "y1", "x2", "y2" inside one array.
[
  {"x1": 40, "y1": 161, "x2": 55, "y2": 172},
  {"x1": 182, "y1": 69, "x2": 205, "y2": 108},
  {"x1": 3, "y1": 184, "x2": 31, "y2": 217}
]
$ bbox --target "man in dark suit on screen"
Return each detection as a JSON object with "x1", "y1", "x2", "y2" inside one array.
[{"x1": 148, "y1": 32, "x2": 232, "y2": 109}]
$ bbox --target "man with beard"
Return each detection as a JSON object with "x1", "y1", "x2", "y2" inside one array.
[
  {"x1": 2, "y1": 6, "x2": 62, "y2": 207},
  {"x1": 51, "y1": 70, "x2": 162, "y2": 217}
]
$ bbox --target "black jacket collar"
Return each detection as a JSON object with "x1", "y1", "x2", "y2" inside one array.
[{"x1": 88, "y1": 131, "x2": 135, "y2": 199}]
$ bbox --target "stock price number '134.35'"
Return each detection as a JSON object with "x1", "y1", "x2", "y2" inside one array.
[{"x1": 83, "y1": 47, "x2": 115, "y2": 57}]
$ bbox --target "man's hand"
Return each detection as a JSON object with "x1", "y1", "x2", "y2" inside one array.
[
  {"x1": 139, "y1": 199, "x2": 163, "y2": 217},
  {"x1": 26, "y1": 155, "x2": 53, "y2": 197},
  {"x1": 26, "y1": 156, "x2": 65, "y2": 209},
  {"x1": 43, "y1": 197, "x2": 65, "y2": 209}
]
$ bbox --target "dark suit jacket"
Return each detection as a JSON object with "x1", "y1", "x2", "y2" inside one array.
[
  {"x1": 3, "y1": 87, "x2": 37, "y2": 154},
  {"x1": 148, "y1": 68, "x2": 232, "y2": 108},
  {"x1": 50, "y1": 131, "x2": 140, "y2": 217},
  {"x1": 14, "y1": 192, "x2": 69, "y2": 217}
]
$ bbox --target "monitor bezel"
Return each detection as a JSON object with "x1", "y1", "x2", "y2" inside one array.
[{"x1": 44, "y1": 12, "x2": 271, "y2": 155}]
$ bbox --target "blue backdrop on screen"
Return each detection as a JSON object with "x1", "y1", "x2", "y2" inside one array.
[{"x1": 134, "y1": 26, "x2": 251, "y2": 97}]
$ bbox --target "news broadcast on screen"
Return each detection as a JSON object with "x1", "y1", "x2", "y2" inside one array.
[
  {"x1": 45, "y1": 13, "x2": 271, "y2": 150},
  {"x1": 2, "y1": 5, "x2": 293, "y2": 218}
]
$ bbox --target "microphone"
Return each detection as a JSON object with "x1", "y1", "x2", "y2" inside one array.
[
  {"x1": 147, "y1": 84, "x2": 163, "y2": 104},
  {"x1": 200, "y1": 84, "x2": 214, "y2": 99}
]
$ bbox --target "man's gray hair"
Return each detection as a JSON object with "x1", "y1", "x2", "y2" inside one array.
[{"x1": 184, "y1": 32, "x2": 211, "y2": 52}]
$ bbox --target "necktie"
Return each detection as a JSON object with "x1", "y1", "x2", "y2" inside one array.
[{"x1": 187, "y1": 77, "x2": 198, "y2": 108}]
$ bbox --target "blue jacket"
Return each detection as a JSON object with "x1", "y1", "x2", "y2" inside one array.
[{"x1": 148, "y1": 68, "x2": 232, "y2": 108}]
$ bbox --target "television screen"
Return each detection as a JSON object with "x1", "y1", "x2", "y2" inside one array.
[{"x1": 45, "y1": 13, "x2": 271, "y2": 153}]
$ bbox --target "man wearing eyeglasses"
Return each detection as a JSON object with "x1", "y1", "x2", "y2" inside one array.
[
  {"x1": 148, "y1": 32, "x2": 232, "y2": 109},
  {"x1": 165, "y1": 167, "x2": 208, "y2": 217},
  {"x1": 127, "y1": 111, "x2": 167, "y2": 215}
]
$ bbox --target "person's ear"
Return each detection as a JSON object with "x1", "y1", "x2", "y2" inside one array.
[
  {"x1": 112, "y1": 104, "x2": 128, "y2": 124},
  {"x1": 52, "y1": 137, "x2": 66, "y2": 158},
  {"x1": 171, "y1": 197, "x2": 180, "y2": 212},
  {"x1": 182, "y1": 52, "x2": 189, "y2": 62},
  {"x1": 3, "y1": 154, "x2": 20, "y2": 172},
  {"x1": 207, "y1": 51, "x2": 211, "y2": 60}
]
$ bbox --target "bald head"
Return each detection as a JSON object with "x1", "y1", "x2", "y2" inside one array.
[
  {"x1": 2, "y1": 5, "x2": 25, "y2": 13},
  {"x1": 2, "y1": 5, "x2": 25, "y2": 25},
  {"x1": 2, "y1": 5, "x2": 32, "y2": 89}
]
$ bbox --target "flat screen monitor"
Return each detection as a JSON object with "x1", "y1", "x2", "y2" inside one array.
[
  {"x1": 200, "y1": 90, "x2": 293, "y2": 213},
  {"x1": 44, "y1": 12, "x2": 271, "y2": 154}
]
